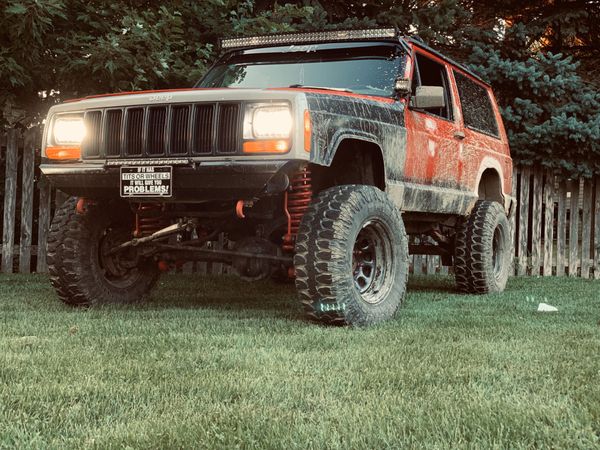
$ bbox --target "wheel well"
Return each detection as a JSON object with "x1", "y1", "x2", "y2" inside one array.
[
  {"x1": 478, "y1": 169, "x2": 503, "y2": 204},
  {"x1": 312, "y1": 139, "x2": 385, "y2": 193}
]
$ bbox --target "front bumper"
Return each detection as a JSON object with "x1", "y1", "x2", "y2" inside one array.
[{"x1": 41, "y1": 159, "x2": 297, "y2": 201}]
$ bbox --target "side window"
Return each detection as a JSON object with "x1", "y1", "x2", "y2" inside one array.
[
  {"x1": 411, "y1": 53, "x2": 453, "y2": 120},
  {"x1": 454, "y1": 71, "x2": 499, "y2": 137}
]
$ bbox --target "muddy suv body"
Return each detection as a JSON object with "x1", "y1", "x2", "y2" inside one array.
[{"x1": 42, "y1": 29, "x2": 514, "y2": 326}]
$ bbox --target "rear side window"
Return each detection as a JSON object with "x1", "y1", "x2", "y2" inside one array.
[{"x1": 453, "y1": 71, "x2": 499, "y2": 137}]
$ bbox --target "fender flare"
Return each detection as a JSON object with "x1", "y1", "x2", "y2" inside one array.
[
  {"x1": 474, "y1": 157, "x2": 514, "y2": 214},
  {"x1": 324, "y1": 129, "x2": 382, "y2": 166}
]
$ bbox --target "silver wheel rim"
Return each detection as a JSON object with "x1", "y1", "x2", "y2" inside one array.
[
  {"x1": 352, "y1": 219, "x2": 396, "y2": 304},
  {"x1": 492, "y1": 225, "x2": 505, "y2": 282}
]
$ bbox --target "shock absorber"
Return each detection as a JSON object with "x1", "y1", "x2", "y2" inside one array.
[
  {"x1": 282, "y1": 165, "x2": 313, "y2": 252},
  {"x1": 134, "y1": 203, "x2": 167, "y2": 237}
]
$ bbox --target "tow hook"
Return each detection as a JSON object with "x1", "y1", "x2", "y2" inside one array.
[
  {"x1": 76, "y1": 198, "x2": 95, "y2": 215},
  {"x1": 235, "y1": 200, "x2": 254, "y2": 219}
]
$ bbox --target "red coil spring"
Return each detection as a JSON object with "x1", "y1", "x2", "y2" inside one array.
[
  {"x1": 134, "y1": 203, "x2": 167, "y2": 237},
  {"x1": 283, "y1": 166, "x2": 312, "y2": 252}
]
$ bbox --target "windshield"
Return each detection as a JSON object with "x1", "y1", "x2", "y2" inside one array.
[{"x1": 197, "y1": 43, "x2": 406, "y2": 98}]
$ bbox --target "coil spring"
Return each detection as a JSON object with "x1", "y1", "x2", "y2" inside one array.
[
  {"x1": 134, "y1": 203, "x2": 167, "y2": 237},
  {"x1": 283, "y1": 166, "x2": 312, "y2": 252}
]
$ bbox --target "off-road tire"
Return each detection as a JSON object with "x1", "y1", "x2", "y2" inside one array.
[
  {"x1": 47, "y1": 197, "x2": 159, "y2": 306},
  {"x1": 294, "y1": 185, "x2": 409, "y2": 326},
  {"x1": 454, "y1": 200, "x2": 511, "y2": 294}
]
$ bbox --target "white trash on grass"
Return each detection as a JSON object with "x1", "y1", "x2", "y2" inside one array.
[{"x1": 537, "y1": 302, "x2": 558, "y2": 312}]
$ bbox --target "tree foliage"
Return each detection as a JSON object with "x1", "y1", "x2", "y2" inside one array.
[{"x1": 1, "y1": 0, "x2": 599, "y2": 176}]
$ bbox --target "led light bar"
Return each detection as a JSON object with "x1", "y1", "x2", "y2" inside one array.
[{"x1": 221, "y1": 28, "x2": 398, "y2": 50}]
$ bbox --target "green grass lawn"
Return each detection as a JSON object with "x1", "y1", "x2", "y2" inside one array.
[{"x1": 0, "y1": 274, "x2": 599, "y2": 449}]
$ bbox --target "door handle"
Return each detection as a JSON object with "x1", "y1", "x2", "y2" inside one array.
[{"x1": 454, "y1": 131, "x2": 466, "y2": 140}]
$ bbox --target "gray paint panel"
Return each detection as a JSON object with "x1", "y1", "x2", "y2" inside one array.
[{"x1": 305, "y1": 94, "x2": 407, "y2": 181}]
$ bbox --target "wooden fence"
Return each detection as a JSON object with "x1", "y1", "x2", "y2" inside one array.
[{"x1": 1, "y1": 129, "x2": 599, "y2": 278}]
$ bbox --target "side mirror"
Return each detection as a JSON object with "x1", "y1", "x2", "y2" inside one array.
[{"x1": 413, "y1": 86, "x2": 445, "y2": 109}]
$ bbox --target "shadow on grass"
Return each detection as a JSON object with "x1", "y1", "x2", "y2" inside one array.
[
  {"x1": 140, "y1": 275, "x2": 303, "y2": 320},
  {"x1": 407, "y1": 274, "x2": 456, "y2": 294},
  {"x1": 136, "y1": 274, "x2": 458, "y2": 319}
]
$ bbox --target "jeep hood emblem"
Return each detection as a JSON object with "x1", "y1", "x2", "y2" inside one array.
[{"x1": 148, "y1": 94, "x2": 173, "y2": 102}]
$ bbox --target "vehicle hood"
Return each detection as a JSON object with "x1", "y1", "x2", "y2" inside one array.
[{"x1": 48, "y1": 87, "x2": 397, "y2": 114}]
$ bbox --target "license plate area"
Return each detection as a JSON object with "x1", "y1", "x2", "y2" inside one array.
[{"x1": 120, "y1": 166, "x2": 172, "y2": 198}]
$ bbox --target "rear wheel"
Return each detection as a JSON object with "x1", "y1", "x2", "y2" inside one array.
[
  {"x1": 47, "y1": 197, "x2": 159, "y2": 306},
  {"x1": 294, "y1": 185, "x2": 409, "y2": 326},
  {"x1": 454, "y1": 200, "x2": 511, "y2": 294}
]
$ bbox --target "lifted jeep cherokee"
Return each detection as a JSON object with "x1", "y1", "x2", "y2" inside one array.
[{"x1": 42, "y1": 29, "x2": 515, "y2": 326}]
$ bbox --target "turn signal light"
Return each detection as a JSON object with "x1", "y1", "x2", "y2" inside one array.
[
  {"x1": 304, "y1": 110, "x2": 312, "y2": 153},
  {"x1": 243, "y1": 140, "x2": 290, "y2": 154},
  {"x1": 46, "y1": 146, "x2": 81, "y2": 160}
]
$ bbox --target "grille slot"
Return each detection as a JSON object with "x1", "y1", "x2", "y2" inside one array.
[
  {"x1": 170, "y1": 105, "x2": 190, "y2": 155},
  {"x1": 124, "y1": 108, "x2": 144, "y2": 156},
  {"x1": 105, "y1": 110, "x2": 123, "y2": 157},
  {"x1": 216, "y1": 104, "x2": 241, "y2": 154},
  {"x1": 192, "y1": 104, "x2": 214, "y2": 154},
  {"x1": 82, "y1": 111, "x2": 102, "y2": 157},
  {"x1": 147, "y1": 107, "x2": 167, "y2": 155}
]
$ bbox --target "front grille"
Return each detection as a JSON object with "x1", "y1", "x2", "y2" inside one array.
[{"x1": 81, "y1": 102, "x2": 242, "y2": 159}]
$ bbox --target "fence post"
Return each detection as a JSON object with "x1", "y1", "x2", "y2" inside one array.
[
  {"x1": 2, "y1": 129, "x2": 19, "y2": 273},
  {"x1": 18, "y1": 131, "x2": 36, "y2": 273},
  {"x1": 542, "y1": 170, "x2": 555, "y2": 276},
  {"x1": 530, "y1": 167, "x2": 543, "y2": 276},
  {"x1": 517, "y1": 167, "x2": 530, "y2": 276},
  {"x1": 594, "y1": 179, "x2": 600, "y2": 280},
  {"x1": 510, "y1": 166, "x2": 519, "y2": 275},
  {"x1": 556, "y1": 181, "x2": 568, "y2": 276},
  {"x1": 36, "y1": 177, "x2": 52, "y2": 273},
  {"x1": 568, "y1": 180, "x2": 580, "y2": 277},
  {"x1": 581, "y1": 179, "x2": 593, "y2": 279}
]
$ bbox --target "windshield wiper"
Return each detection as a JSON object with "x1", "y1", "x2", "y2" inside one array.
[{"x1": 288, "y1": 84, "x2": 354, "y2": 93}]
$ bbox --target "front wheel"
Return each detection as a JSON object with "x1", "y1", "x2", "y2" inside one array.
[
  {"x1": 47, "y1": 197, "x2": 159, "y2": 306},
  {"x1": 294, "y1": 185, "x2": 409, "y2": 326}
]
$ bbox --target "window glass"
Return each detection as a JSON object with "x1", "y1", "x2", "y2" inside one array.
[
  {"x1": 198, "y1": 44, "x2": 406, "y2": 98},
  {"x1": 411, "y1": 53, "x2": 453, "y2": 120},
  {"x1": 454, "y1": 71, "x2": 499, "y2": 137}
]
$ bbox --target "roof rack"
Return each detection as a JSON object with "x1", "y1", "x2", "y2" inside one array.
[{"x1": 219, "y1": 29, "x2": 488, "y2": 86}]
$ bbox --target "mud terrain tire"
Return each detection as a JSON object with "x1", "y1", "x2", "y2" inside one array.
[
  {"x1": 48, "y1": 197, "x2": 159, "y2": 306},
  {"x1": 454, "y1": 200, "x2": 511, "y2": 294},
  {"x1": 294, "y1": 185, "x2": 409, "y2": 326}
]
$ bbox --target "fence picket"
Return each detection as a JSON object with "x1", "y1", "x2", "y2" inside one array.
[
  {"x1": 2, "y1": 129, "x2": 19, "y2": 273},
  {"x1": 542, "y1": 170, "x2": 554, "y2": 276},
  {"x1": 517, "y1": 167, "x2": 530, "y2": 275},
  {"x1": 18, "y1": 133, "x2": 36, "y2": 273},
  {"x1": 36, "y1": 177, "x2": 52, "y2": 272},
  {"x1": 530, "y1": 167, "x2": 543, "y2": 275},
  {"x1": 510, "y1": 167, "x2": 518, "y2": 275},
  {"x1": 581, "y1": 179, "x2": 593, "y2": 279},
  {"x1": 594, "y1": 179, "x2": 600, "y2": 280},
  {"x1": 568, "y1": 180, "x2": 580, "y2": 277},
  {"x1": 556, "y1": 181, "x2": 568, "y2": 276}
]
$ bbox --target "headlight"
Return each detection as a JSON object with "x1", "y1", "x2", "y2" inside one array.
[
  {"x1": 52, "y1": 116, "x2": 86, "y2": 145},
  {"x1": 244, "y1": 104, "x2": 293, "y2": 139}
]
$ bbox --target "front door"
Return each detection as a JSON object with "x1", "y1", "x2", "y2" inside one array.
[{"x1": 403, "y1": 51, "x2": 463, "y2": 191}]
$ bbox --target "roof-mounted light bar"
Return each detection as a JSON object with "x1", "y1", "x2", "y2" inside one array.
[{"x1": 220, "y1": 28, "x2": 398, "y2": 50}]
